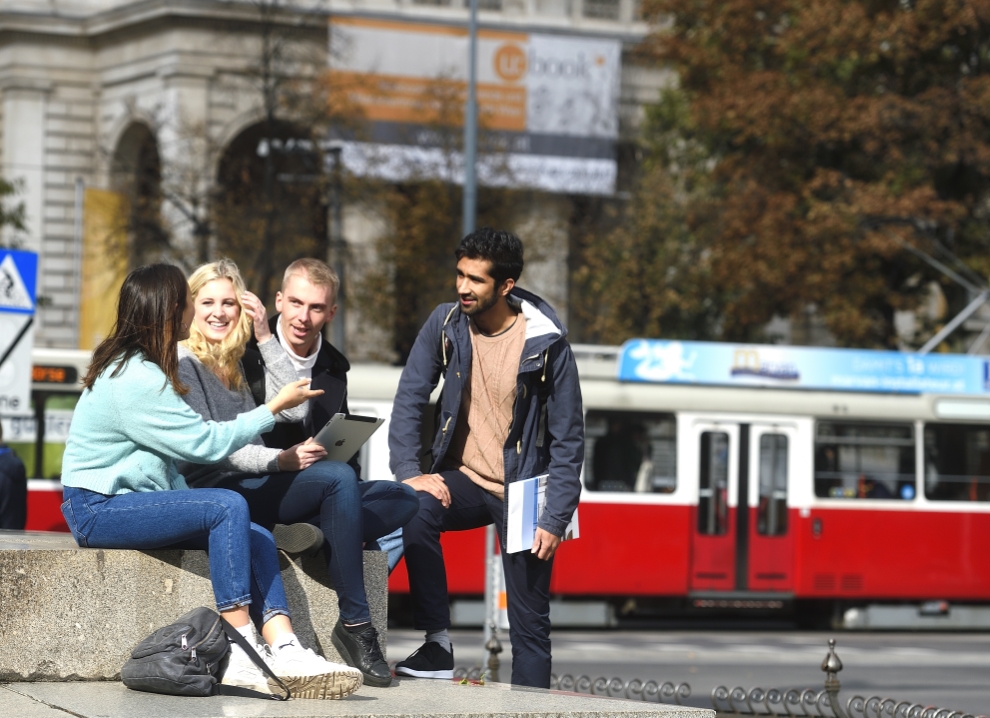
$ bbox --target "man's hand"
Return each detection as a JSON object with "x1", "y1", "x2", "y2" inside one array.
[
  {"x1": 277, "y1": 438, "x2": 327, "y2": 471},
  {"x1": 242, "y1": 291, "x2": 271, "y2": 343},
  {"x1": 531, "y1": 527, "x2": 562, "y2": 560},
  {"x1": 403, "y1": 474, "x2": 450, "y2": 508}
]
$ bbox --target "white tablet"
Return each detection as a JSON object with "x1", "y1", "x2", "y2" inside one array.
[{"x1": 312, "y1": 413, "x2": 385, "y2": 463}]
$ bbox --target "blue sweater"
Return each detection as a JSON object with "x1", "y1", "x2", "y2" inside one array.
[{"x1": 61, "y1": 356, "x2": 275, "y2": 495}]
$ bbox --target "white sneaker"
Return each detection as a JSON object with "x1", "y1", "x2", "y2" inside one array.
[
  {"x1": 269, "y1": 642, "x2": 362, "y2": 700},
  {"x1": 221, "y1": 642, "x2": 274, "y2": 695}
]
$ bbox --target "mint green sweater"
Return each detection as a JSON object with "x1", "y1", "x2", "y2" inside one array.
[{"x1": 61, "y1": 356, "x2": 275, "y2": 495}]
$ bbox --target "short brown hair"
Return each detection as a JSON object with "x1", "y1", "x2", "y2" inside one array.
[{"x1": 282, "y1": 258, "x2": 339, "y2": 303}]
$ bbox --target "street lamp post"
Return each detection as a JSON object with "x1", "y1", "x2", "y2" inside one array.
[
  {"x1": 326, "y1": 142, "x2": 345, "y2": 354},
  {"x1": 463, "y1": 0, "x2": 478, "y2": 238}
]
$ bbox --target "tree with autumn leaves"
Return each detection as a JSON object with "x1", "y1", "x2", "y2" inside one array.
[{"x1": 575, "y1": 0, "x2": 990, "y2": 349}]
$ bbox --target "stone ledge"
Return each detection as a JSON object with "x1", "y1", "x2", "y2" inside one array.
[{"x1": 0, "y1": 530, "x2": 387, "y2": 681}]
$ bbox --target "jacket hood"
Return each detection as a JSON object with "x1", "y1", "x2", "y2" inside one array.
[{"x1": 509, "y1": 286, "x2": 566, "y2": 344}]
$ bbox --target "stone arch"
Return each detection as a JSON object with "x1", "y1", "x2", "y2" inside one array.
[
  {"x1": 212, "y1": 119, "x2": 327, "y2": 303},
  {"x1": 110, "y1": 121, "x2": 166, "y2": 268}
]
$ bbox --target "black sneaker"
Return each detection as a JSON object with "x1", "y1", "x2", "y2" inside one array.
[
  {"x1": 330, "y1": 620, "x2": 392, "y2": 687},
  {"x1": 394, "y1": 641, "x2": 454, "y2": 680},
  {"x1": 272, "y1": 523, "x2": 324, "y2": 555}
]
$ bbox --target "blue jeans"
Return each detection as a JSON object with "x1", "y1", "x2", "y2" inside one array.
[
  {"x1": 212, "y1": 462, "x2": 418, "y2": 624},
  {"x1": 61, "y1": 486, "x2": 289, "y2": 626},
  {"x1": 372, "y1": 527, "x2": 405, "y2": 574}
]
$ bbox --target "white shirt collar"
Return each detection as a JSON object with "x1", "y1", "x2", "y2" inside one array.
[{"x1": 276, "y1": 319, "x2": 321, "y2": 378}]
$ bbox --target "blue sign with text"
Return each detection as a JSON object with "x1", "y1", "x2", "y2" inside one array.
[{"x1": 618, "y1": 339, "x2": 990, "y2": 396}]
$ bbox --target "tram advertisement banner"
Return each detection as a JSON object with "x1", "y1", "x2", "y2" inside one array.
[
  {"x1": 618, "y1": 339, "x2": 990, "y2": 395},
  {"x1": 327, "y1": 16, "x2": 621, "y2": 195}
]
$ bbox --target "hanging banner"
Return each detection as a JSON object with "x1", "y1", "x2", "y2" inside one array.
[
  {"x1": 328, "y1": 16, "x2": 621, "y2": 195},
  {"x1": 618, "y1": 339, "x2": 990, "y2": 396}
]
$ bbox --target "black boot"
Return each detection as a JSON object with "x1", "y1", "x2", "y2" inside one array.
[{"x1": 330, "y1": 620, "x2": 392, "y2": 687}]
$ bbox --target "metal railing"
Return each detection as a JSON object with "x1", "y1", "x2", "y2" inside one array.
[
  {"x1": 452, "y1": 639, "x2": 987, "y2": 718},
  {"x1": 710, "y1": 639, "x2": 989, "y2": 718},
  {"x1": 452, "y1": 666, "x2": 691, "y2": 703}
]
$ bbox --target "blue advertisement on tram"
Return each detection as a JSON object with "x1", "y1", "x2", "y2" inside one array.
[{"x1": 617, "y1": 339, "x2": 990, "y2": 395}]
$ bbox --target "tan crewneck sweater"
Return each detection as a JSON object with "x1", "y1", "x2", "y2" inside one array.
[{"x1": 443, "y1": 312, "x2": 527, "y2": 497}]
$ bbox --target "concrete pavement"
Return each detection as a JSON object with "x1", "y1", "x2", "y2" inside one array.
[{"x1": 1, "y1": 678, "x2": 712, "y2": 718}]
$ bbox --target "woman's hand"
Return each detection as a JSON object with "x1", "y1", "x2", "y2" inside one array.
[
  {"x1": 241, "y1": 291, "x2": 271, "y2": 343},
  {"x1": 277, "y1": 438, "x2": 327, "y2": 471},
  {"x1": 266, "y1": 379, "x2": 323, "y2": 415}
]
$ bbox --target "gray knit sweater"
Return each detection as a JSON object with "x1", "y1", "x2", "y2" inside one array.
[{"x1": 176, "y1": 340, "x2": 304, "y2": 487}]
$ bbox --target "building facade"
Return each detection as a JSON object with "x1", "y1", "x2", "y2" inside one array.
[{"x1": 0, "y1": 0, "x2": 667, "y2": 356}]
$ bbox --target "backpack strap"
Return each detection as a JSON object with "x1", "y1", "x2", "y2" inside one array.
[
  {"x1": 242, "y1": 348, "x2": 267, "y2": 408},
  {"x1": 438, "y1": 304, "x2": 457, "y2": 377},
  {"x1": 219, "y1": 616, "x2": 291, "y2": 701},
  {"x1": 535, "y1": 347, "x2": 552, "y2": 449}
]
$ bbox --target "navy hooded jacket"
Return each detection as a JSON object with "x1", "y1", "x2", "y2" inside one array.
[{"x1": 388, "y1": 287, "x2": 584, "y2": 538}]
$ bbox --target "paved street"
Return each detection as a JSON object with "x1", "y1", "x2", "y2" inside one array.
[{"x1": 387, "y1": 627, "x2": 990, "y2": 714}]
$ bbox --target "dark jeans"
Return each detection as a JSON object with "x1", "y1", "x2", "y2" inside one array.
[
  {"x1": 213, "y1": 461, "x2": 418, "y2": 624},
  {"x1": 61, "y1": 486, "x2": 289, "y2": 626},
  {"x1": 402, "y1": 470, "x2": 555, "y2": 688},
  {"x1": 0, "y1": 449, "x2": 27, "y2": 530}
]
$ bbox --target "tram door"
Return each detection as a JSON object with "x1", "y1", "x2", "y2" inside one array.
[{"x1": 688, "y1": 417, "x2": 796, "y2": 593}]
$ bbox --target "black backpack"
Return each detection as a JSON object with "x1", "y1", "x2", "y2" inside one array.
[{"x1": 121, "y1": 606, "x2": 289, "y2": 699}]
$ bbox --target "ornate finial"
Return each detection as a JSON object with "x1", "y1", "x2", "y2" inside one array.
[{"x1": 821, "y1": 638, "x2": 843, "y2": 691}]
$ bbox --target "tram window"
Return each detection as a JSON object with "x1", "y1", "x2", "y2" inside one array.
[
  {"x1": 924, "y1": 424, "x2": 990, "y2": 502},
  {"x1": 814, "y1": 421, "x2": 915, "y2": 500},
  {"x1": 584, "y1": 410, "x2": 676, "y2": 492},
  {"x1": 757, "y1": 434, "x2": 788, "y2": 536},
  {"x1": 2, "y1": 393, "x2": 77, "y2": 479},
  {"x1": 699, "y1": 431, "x2": 729, "y2": 534}
]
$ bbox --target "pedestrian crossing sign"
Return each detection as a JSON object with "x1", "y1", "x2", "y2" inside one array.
[
  {"x1": 0, "y1": 249, "x2": 38, "y2": 314},
  {"x1": 0, "y1": 248, "x2": 38, "y2": 418}
]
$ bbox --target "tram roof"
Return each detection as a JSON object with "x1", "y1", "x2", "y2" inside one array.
[
  {"x1": 573, "y1": 340, "x2": 990, "y2": 396},
  {"x1": 571, "y1": 341, "x2": 990, "y2": 423}
]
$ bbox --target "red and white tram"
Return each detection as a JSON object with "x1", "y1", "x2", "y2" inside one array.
[{"x1": 13, "y1": 340, "x2": 990, "y2": 621}]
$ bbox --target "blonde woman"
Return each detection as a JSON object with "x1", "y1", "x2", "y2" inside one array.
[{"x1": 177, "y1": 260, "x2": 417, "y2": 688}]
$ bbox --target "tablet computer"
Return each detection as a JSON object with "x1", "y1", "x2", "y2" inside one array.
[{"x1": 312, "y1": 413, "x2": 385, "y2": 462}]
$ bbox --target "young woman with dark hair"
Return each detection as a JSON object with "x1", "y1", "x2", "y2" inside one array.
[{"x1": 60, "y1": 263, "x2": 363, "y2": 699}]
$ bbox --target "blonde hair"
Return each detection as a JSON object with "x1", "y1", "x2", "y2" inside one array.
[
  {"x1": 282, "y1": 258, "x2": 339, "y2": 303},
  {"x1": 182, "y1": 259, "x2": 253, "y2": 391}
]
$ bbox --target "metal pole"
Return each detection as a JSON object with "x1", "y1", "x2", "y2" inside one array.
[
  {"x1": 918, "y1": 290, "x2": 989, "y2": 355},
  {"x1": 328, "y1": 145, "x2": 345, "y2": 353},
  {"x1": 73, "y1": 177, "x2": 84, "y2": 348},
  {"x1": 462, "y1": 0, "x2": 478, "y2": 238}
]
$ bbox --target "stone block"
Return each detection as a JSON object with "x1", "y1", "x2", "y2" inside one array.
[{"x1": 0, "y1": 531, "x2": 387, "y2": 681}]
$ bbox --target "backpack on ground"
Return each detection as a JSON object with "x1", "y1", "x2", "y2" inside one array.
[{"x1": 121, "y1": 606, "x2": 289, "y2": 699}]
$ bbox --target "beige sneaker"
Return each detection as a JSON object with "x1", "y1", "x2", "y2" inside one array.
[{"x1": 269, "y1": 642, "x2": 362, "y2": 699}]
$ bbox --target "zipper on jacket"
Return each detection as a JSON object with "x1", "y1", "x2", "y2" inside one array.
[{"x1": 442, "y1": 417, "x2": 452, "y2": 435}]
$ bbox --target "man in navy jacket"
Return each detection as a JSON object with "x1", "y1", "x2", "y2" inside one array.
[{"x1": 388, "y1": 228, "x2": 584, "y2": 688}]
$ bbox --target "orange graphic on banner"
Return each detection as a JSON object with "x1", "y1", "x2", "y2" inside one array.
[
  {"x1": 493, "y1": 44, "x2": 527, "y2": 83},
  {"x1": 330, "y1": 71, "x2": 526, "y2": 132},
  {"x1": 331, "y1": 16, "x2": 527, "y2": 43}
]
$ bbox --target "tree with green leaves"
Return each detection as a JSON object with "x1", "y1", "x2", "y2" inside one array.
[{"x1": 576, "y1": 0, "x2": 990, "y2": 350}]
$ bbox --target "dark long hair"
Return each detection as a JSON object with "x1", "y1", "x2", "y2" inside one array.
[{"x1": 83, "y1": 263, "x2": 189, "y2": 394}]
